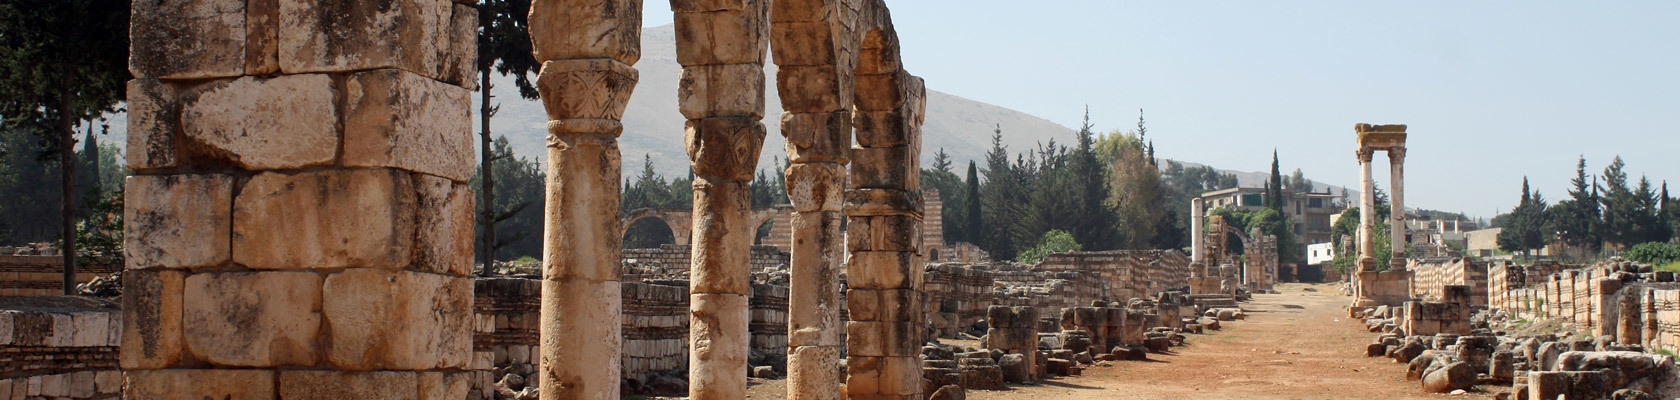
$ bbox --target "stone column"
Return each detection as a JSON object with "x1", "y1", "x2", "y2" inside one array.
[
  {"x1": 772, "y1": 1, "x2": 856, "y2": 399},
  {"x1": 846, "y1": 65, "x2": 929, "y2": 399},
  {"x1": 671, "y1": 1, "x2": 770, "y2": 399},
  {"x1": 123, "y1": 1, "x2": 477, "y2": 398},
  {"x1": 1190, "y1": 197, "x2": 1205, "y2": 265},
  {"x1": 528, "y1": 1, "x2": 641, "y2": 398},
  {"x1": 1357, "y1": 148, "x2": 1377, "y2": 272},
  {"x1": 1388, "y1": 147, "x2": 1407, "y2": 270}
]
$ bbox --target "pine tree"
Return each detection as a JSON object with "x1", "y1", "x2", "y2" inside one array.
[
  {"x1": 1068, "y1": 108, "x2": 1115, "y2": 250},
  {"x1": 1558, "y1": 156, "x2": 1601, "y2": 251},
  {"x1": 474, "y1": 0, "x2": 540, "y2": 270},
  {"x1": 981, "y1": 125, "x2": 1022, "y2": 259},
  {"x1": 1601, "y1": 157, "x2": 1638, "y2": 247},
  {"x1": 1268, "y1": 150, "x2": 1284, "y2": 213},
  {"x1": 964, "y1": 161, "x2": 983, "y2": 246},
  {"x1": 932, "y1": 148, "x2": 953, "y2": 174}
]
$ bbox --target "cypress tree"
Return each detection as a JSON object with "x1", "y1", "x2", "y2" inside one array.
[{"x1": 964, "y1": 161, "x2": 983, "y2": 245}]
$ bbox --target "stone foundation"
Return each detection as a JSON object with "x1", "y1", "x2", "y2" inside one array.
[{"x1": 0, "y1": 298, "x2": 121, "y2": 399}]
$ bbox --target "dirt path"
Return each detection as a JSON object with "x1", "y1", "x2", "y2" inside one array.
[{"x1": 965, "y1": 283, "x2": 1488, "y2": 400}]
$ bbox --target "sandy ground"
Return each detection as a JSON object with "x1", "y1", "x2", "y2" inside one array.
[{"x1": 744, "y1": 282, "x2": 1494, "y2": 400}]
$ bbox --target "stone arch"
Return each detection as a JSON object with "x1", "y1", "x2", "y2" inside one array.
[{"x1": 622, "y1": 207, "x2": 693, "y2": 247}]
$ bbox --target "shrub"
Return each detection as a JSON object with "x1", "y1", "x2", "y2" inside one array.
[
  {"x1": 1625, "y1": 242, "x2": 1680, "y2": 266},
  {"x1": 1016, "y1": 230, "x2": 1082, "y2": 264}
]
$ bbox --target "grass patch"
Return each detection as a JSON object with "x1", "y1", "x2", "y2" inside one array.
[
  {"x1": 1658, "y1": 261, "x2": 1680, "y2": 274},
  {"x1": 1658, "y1": 349, "x2": 1676, "y2": 358}
]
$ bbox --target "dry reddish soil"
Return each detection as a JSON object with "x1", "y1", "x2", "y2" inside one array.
[{"x1": 744, "y1": 283, "x2": 1495, "y2": 400}]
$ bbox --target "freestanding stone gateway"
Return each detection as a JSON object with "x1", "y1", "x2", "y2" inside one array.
[
  {"x1": 527, "y1": 0, "x2": 642, "y2": 398},
  {"x1": 1352, "y1": 123, "x2": 1412, "y2": 307},
  {"x1": 123, "y1": 0, "x2": 478, "y2": 397}
]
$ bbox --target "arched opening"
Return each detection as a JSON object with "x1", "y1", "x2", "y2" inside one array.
[
  {"x1": 928, "y1": 248, "x2": 940, "y2": 261},
  {"x1": 1223, "y1": 231, "x2": 1247, "y2": 256},
  {"x1": 753, "y1": 217, "x2": 775, "y2": 245},
  {"x1": 624, "y1": 216, "x2": 676, "y2": 249}
]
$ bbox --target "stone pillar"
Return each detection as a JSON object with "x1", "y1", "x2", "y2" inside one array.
[
  {"x1": 528, "y1": 0, "x2": 641, "y2": 398},
  {"x1": 1190, "y1": 198, "x2": 1205, "y2": 265},
  {"x1": 671, "y1": 1, "x2": 770, "y2": 399},
  {"x1": 771, "y1": 1, "x2": 856, "y2": 399},
  {"x1": 1388, "y1": 147, "x2": 1407, "y2": 270},
  {"x1": 846, "y1": 63, "x2": 929, "y2": 400},
  {"x1": 122, "y1": 1, "x2": 477, "y2": 398},
  {"x1": 1357, "y1": 148, "x2": 1377, "y2": 272}
]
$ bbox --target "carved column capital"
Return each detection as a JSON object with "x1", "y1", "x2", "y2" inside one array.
[
  {"x1": 1388, "y1": 146, "x2": 1407, "y2": 162},
  {"x1": 1356, "y1": 148, "x2": 1374, "y2": 163}
]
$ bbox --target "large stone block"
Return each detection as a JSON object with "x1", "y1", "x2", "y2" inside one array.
[
  {"x1": 678, "y1": 64, "x2": 766, "y2": 120},
  {"x1": 685, "y1": 117, "x2": 767, "y2": 182},
  {"x1": 412, "y1": 175, "x2": 474, "y2": 276},
  {"x1": 323, "y1": 269, "x2": 471, "y2": 370},
  {"x1": 183, "y1": 271, "x2": 322, "y2": 367},
  {"x1": 784, "y1": 162, "x2": 846, "y2": 212},
  {"x1": 417, "y1": 372, "x2": 471, "y2": 400},
  {"x1": 846, "y1": 289, "x2": 917, "y2": 322},
  {"x1": 528, "y1": 0, "x2": 641, "y2": 63},
  {"x1": 853, "y1": 110, "x2": 911, "y2": 148},
  {"x1": 672, "y1": 0, "x2": 769, "y2": 66},
  {"x1": 847, "y1": 251, "x2": 920, "y2": 290},
  {"x1": 849, "y1": 146, "x2": 918, "y2": 191},
  {"x1": 781, "y1": 111, "x2": 851, "y2": 164},
  {"x1": 786, "y1": 346, "x2": 842, "y2": 400},
  {"x1": 120, "y1": 270, "x2": 185, "y2": 369},
  {"x1": 787, "y1": 213, "x2": 843, "y2": 348},
  {"x1": 181, "y1": 74, "x2": 338, "y2": 170},
  {"x1": 233, "y1": 169, "x2": 416, "y2": 270},
  {"x1": 777, "y1": 65, "x2": 851, "y2": 114},
  {"x1": 845, "y1": 215, "x2": 920, "y2": 253},
  {"x1": 535, "y1": 59, "x2": 640, "y2": 123},
  {"x1": 126, "y1": 79, "x2": 180, "y2": 171},
  {"x1": 771, "y1": 21, "x2": 837, "y2": 67},
  {"x1": 689, "y1": 293, "x2": 749, "y2": 399},
  {"x1": 537, "y1": 280, "x2": 622, "y2": 399},
  {"x1": 343, "y1": 69, "x2": 474, "y2": 182},
  {"x1": 278, "y1": 0, "x2": 476, "y2": 88},
  {"x1": 846, "y1": 321, "x2": 918, "y2": 357},
  {"x1": 130, "y1": 0, "x2": 246, "y2": 79},
  {"x1": 245, "y1": 0, "x2": 279, "y2": 75},
  {"x1": 125, "y1": 369, "x2": 275, "y2": 400},
  {"x1": 845, "y1": 356, "x2": 920, "y2": 396},
  {"x1": 278, "y1": 371, "x2": 416, "y2": 400},
  {"x1": 125, "y1": 174, "x2": 233, "y2": 269}
]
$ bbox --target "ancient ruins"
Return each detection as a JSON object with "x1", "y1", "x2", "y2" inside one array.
[{"x1": 1, "y1": 1, "x2": 1678, "y2": 400}]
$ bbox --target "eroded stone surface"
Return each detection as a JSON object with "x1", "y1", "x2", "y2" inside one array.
[
  {"x1": 323, "y1": 269, "x2": 471, "y2": 370},
  {"x1": 537, "y1": 280, "x2": 623, "y2": 399},
  {"x1": 412, "y1": 175, "x2": 474, "y2": 276},
  {"x1": 125, "y1": 79, "x2": 180, "y2": 171},
  {"x1": 125, "y1": 369, "x2": 276, "y2": 400},
  {"x1": 535, "y1": 59, "x2": 640, "y2": 123},
  {"x1": 678, "y1": 64, "x2": 766, "y2": 120},
  {"x1": 181, "y1": 74, "x2": 338, "y2": 170},
  {"x1": 528, "y1": 0, "x2": 642, "y2": 63},
  {"x1": 130, "y1": 0, "x2": 246, "y2": 79},
  {"x1": 233, "y1": 169, "x2": 416, "y2": 270},
  {"x1": 124, "y1": 174, "x2": 233, "y2": 270},
  {"x1": 120, "y1": 270, "x2": 185, "y2": 369},
  {"x1": 689, "y1": 293, "x2": 749, "y2": 400},
  {"x1": 183, "y1": 271, "x2": 322, "y2": 367},
  {"x1": 278, "y1": 371, "x2": 416, "y2": 400},
  {"x1": 344, "y1": 69, "x2": 475, "y2": 182},
  {"x1": 278, "y1": 0, "x2": 475, "y2": 87}
]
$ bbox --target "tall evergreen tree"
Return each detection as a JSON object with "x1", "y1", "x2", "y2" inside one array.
[
  {"x1": 1268, "y1": 150, "x2": 1284, "y2": 213},
  {"x1": 1069, "y1": 108, "x2": 1116, "y2": 249},
  {"x1": 475, "y1": 0, "x2": 539, "y2": 270},
  {"x1": 1558, "y1": 156, "x2": 1602, "y2": 251},
  {"x1": 1601, "y1": 157, "x2": 1640, "y2": 247},
  {"x1": 1632, "y1": 176, "x2": 1671, "y2": 244},
  {"x1": 0, "y1": 0, "x2": 130, "y2": 293},
  {"x1": 981, "y1": 125, "x2": 1023, "y2": 259},
  {"x1": 932, "y1": 148, "x2": 953, "y2": 174},
  {"x1": 964, "y1": 161, "x2": 983, "y2": 246}
]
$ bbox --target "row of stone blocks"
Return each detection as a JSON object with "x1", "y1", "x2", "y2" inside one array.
[
  {"x1": 124, "y1": 0, "x2": 479, "y2": 397},
  {"x1": 0, "y1": 305, "x2": 122, "y2": 399}
]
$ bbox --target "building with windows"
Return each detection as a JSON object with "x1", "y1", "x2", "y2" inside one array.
[{"x1": 1197, "y1": 187, "x2": 1348, "y2": 259}]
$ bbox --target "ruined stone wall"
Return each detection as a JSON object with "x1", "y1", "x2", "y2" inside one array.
[
  {"x1": 621, "y1": 245, "x2": 790, "y2": 281},
  {"x1": 1411, "y1": 258, "x2": 1490, "y2": 306},
  {"x1": 0, "y1": 300, "x2": 122, "y2": 399},
  {"x1": 1488, "y1": 261, "x2": 1569, "y2": 320},
  {"x1": 923, "y1": 264, "x2": 995, "y2": 338},
  {"x1": 991, "y1": 267, "x2": 1105, "y2": 326},
  {"x1": 1034, "y1": 250, "x2": 1190, "y2": 301},
  {"x1": 468, "y1": 276, "x2": 789, "y2": 396},
  {"x1": 0, "y1": 256, "x2": 117, "y2": 297}
]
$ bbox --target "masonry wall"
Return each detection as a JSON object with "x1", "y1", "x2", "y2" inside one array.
[
  {"x1": 1035, "y1": 250, "x2": 1192, "y2": 301},
  {"x1": 621, "y1": 245, "x2": 790, "y2": 282},
  {"x1": 0, "y1": 256, "x2": 118, "y2": 297},
  {"x1": 1411, "y1": 258, "x2": 1490, "y2": 306},
  {"x1": 923, "y1": 263, "x2": 994, "y2": 338},
  {"x1": 0, "y1": 299, "x2": 122, "y2": 399}
]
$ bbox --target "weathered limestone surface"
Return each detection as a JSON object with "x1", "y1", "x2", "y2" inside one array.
[
  {"x1": 125, "y1": 0, "x2": 477, "y2": 396},
  {"x1": 123, "y1": 174, "x2": 233, "y2": 270},
  {"x1": 232, "y1": 169, "x2": 417, "y2": 271},
  {"x1": 182, "y1": 271, "x2": 322, "y2": 367}
]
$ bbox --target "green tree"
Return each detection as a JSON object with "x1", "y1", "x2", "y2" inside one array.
[
  {"x1": 1498, "y1": 177, "x2": 1552, "y2": 256},
  {"x1": 1103, "y1": 130, "x2": 1165, "y2": 249},
  {"x1": 931, "y1": 148, "x2": 953, "y2": 174},
  {"x1": 1266, "y1": 150, "x2": 1283, "y2": 213},
  {"x1": 980, "y1": 125, "x2": 1024, "y2": 259},
  {"x1": 1068, "y1": 109, "x2": 1117, "y2": 250},
  {"x1": 472, "y1": 137, "x2": 545, "y2": 262},
  {"x1": 1600, "y1": 157, "x2": 1639, "y2": 247},
  {"x1": 963, "y1": 161, "x2": 983, "y2": 246},
  {"x1": 1556, "y1": 156, "x2": 1602, "y2": 252},
  {"x1": 0, "y1": 0, "x2": 130, "y2": 293},
  {"x1": 1631, "y1": 176, "x2": 1671, "y2": 244},
  {"x1": 475, "y1": 0, "x2": 540, "y2": 268},
  {"x1": 1015, "y1": 229, "x2": 1082, "y2": 264},
  {"x1": 921, "y1": 168, "x2": 965, "y2": 244}
]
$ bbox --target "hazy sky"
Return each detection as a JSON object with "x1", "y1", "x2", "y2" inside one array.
[{"x1": 648, "y1": 2, "x2": 1680, "y2": 219}]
